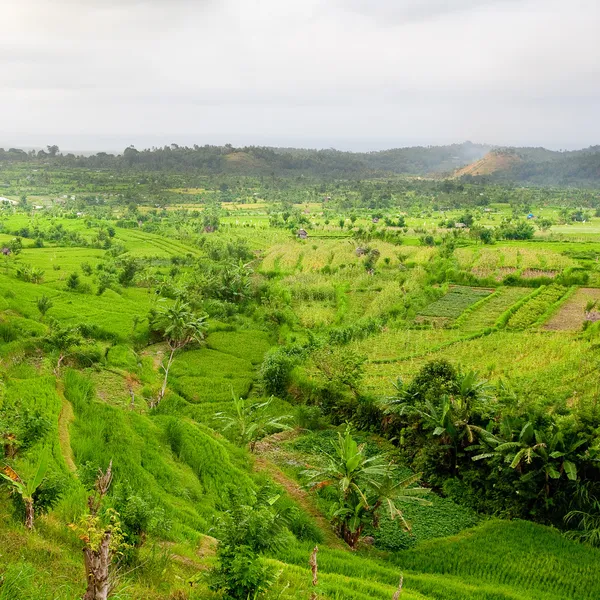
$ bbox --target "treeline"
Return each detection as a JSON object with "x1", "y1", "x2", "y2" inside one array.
[{"x1": 0, "y1": 142, "x2": 491, "y2": 177}]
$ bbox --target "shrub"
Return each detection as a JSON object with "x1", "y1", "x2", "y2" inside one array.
[{"x1": 260, "y1": 348, "x2": 296, "y2": 397}]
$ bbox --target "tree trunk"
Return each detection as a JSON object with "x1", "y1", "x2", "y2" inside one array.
[
  {"x1": 83, "y1": 530, "x2": 112, "y2": 600},
  {"x1": 392, "y1": 575, "x2": 404, "y2": 600},
  {"x1": 340, "y1": 523, "x2": 362, "y2": 550},
  {"x1": 154, "y1": 347, "x2": 175, "y2": 407},
  {"x1": 24, "y1": 499, "x2": 34, "y2": 530}
]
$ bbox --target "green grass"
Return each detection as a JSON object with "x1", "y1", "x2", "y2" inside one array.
[{"x1": 169, "y1": 348, "x2": 255, "y2": 403}]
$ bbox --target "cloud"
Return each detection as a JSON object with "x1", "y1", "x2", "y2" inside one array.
[
  {"x1": 0, "y1": 0, "x2": 598, "y2": 150},
  {"x1": 342, "y1": 0, "x2": 519, "y2": 23}
]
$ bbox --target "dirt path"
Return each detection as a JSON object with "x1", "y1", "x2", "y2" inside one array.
[
  {"x1": 56, "y1": 382, "x2": 77, "y2": 473},
  {"x1": 253, "y1": 431, "x2": 346, "y2": 550}
]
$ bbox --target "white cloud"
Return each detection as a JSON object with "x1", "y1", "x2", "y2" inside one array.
[{"x1": 0, "y1": 0, "x2": 598, "y2": 150}]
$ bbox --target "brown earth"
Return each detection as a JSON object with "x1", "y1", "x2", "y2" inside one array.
[
  {"x1": 454, "y1": 151, "x2": 522, "y2": 178},
  {"x1": 545, "y1": 288, "x2": 600, "y2": 331}
]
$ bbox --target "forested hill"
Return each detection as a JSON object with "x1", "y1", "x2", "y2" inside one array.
[
  {"x1": 0, "y1": 142, "x2": 492, "y2": 177},
  {"x1": 1, "y1": 141, "x2": 600, "y2": 185},
  {"x1": 473, "y1": 146, "x2": 600, "y2": 187}
]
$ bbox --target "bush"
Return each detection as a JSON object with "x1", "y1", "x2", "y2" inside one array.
[{"x1": 260, "y1": 348, "x2": 297, "y2": 397}]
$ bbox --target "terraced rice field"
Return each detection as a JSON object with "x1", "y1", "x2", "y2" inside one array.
[
  {"x1": 418, "y1": 286, "x2": 492, "y2": 321},
  {"x1": 506, "y1": 285, "x2": 567, "y2": 330},
  {"x1": 545, "y1": 287, "x2": 600, "y2": 330},
  {"x1": 461, "y1": 287, "x2": 530, "y2": 331}
]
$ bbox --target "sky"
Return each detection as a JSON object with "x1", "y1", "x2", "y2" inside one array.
[{"x1": 1, "y1": 0, "x2": 599, "y2": 152}]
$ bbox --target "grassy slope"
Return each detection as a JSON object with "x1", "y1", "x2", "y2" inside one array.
[{"x1": 1, "y1": 219, "x2": 599, "y2": 599}]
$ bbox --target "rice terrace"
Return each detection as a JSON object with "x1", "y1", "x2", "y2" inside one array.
[{"x1": 1, "y1": 143, "x2": 600, "y2": 600}]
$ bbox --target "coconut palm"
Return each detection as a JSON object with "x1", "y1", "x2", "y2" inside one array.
[{"x1": 150, "y1": 299, "x2": 207, "y2": 407}]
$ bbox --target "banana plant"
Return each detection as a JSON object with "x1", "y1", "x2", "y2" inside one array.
[
  {"x1": 1, "y1": 451, "x2": 49, "y2": 530},
  {"x1": 304, "y1": 427, "x2": 429, "y2": 549}
]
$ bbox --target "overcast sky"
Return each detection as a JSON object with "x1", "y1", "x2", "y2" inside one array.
[{"x1": 1, "y1": 0, "x2": 599, "y2": 152}]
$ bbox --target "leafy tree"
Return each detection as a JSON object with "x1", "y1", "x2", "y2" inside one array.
[
  {"x1": 472, "y1": 420, "x2": 586, "y2": 497},
  {"x1": 44, "y1": 320, "x2": 83, "y2": 372},
  {"x1": 206, "y1": 488, "x2": 291, "y2": 599},
  {"x1": 9, "y1": 237, "x2": 22, "y2": 255},
  {"x1": 149, "y1": 299, "x2": 207, "y2": 406},
  {"x1": 496, "y1": 220, "x2": 534, "y2": 240},
  {"x1": 536, "y1": 217, "x2": 554, "y2": 231},
  {"x1": 66, "y1": 272, "x2": 80, "y2": 290},
  {"x1": 311, "y1": 346, "x2": 365, "y2": 398},
  {"x1": 305, "y1": 428, "x2": 429, "y2": 548}
]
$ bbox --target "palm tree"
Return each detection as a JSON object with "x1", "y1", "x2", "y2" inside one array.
[
  {"x1": 150, "y1": 299, "x2": 207, "y2": 407},
  {"x1": 304, "y1": 428, "x2": 429, "y2": 549},
  {"x1": 1, "y1": 452, "x2": 48, "y2": 530}
]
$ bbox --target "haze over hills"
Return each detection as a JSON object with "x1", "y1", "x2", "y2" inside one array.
[{"x1": 1, "y1": 141, "x2": 600, "y2": 186}]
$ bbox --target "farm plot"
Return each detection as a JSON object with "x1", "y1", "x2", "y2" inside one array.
[
  {"x1": 506, "y1": 285, "x2": 567, "y2": 330},
  {"x1": 363, "y1": 330, "x2": 598, "y2": 402},
  {"x1": 461, "y1": 287, "x2": 530, "y2": 332},
  {"x1": 418, "y1": 287, "x2": 492, "y2": 322},
  {"x1": 169, "y1": 348, "x2": 255, "y2": 404},
  {"x1": 455, "y1": 246, "x2": 576, "y2": 274},
  {"x1": 354, "y1": 328, "x2": 463, "y2": 364},
  {"x1": 545, "y1": 287, "x2": 600, "y2": 331}
]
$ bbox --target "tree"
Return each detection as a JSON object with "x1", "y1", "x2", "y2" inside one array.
[
  {"x1": 44, "y1": 321, "x2": 83, "y2": 373},
  {"x1": 305, "y1": 428, "x2": 429, "y2": 549},
  {"x1": 0, "y1": 451, "x2": 49, "y2": 530},
  {"x1": 215, "y1": 394, "x2": 292, "y2": 452},
  {"x1": 206, "y1": 488, "x2": 290, "y2": 600},
  {"x1": 149, "y1": 300, "x2": 207, "y2": 407},
  {"x1": 70, "y1": 461, "x2": 128, "y2": 600},
  {"x1": 66, "y1": 272, "x2": 81, "y2": 291},
  {"x1": 311, "y1": 346, "x2": 365, "y2": 398},
  {"x1": 536, "y1": 218, "x2": 553, "y2": 232},
  {"x1": 46, "y1": 145, "x2": 60, "y2": 157},
  {"x1": 9, "y1": 237, "x2": 22, "y2": 255}
]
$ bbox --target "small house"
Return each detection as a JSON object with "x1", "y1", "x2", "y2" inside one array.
[
  {"x1": 372, "y1": 218, "x2": 379, "y2": 223},
  {"x1": 297, "y1": 229, "x2": 308, "y2": 240},
  {"x1": 454, "y1": 222, "x2": 467, "y2": 228}
]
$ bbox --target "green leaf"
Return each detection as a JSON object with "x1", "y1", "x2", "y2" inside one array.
[
  {"x1": 547, "y1": 466, "x2": 561, "y2": 479},
  {"x1": 27, "y1": 451, "x2": 49, "y2": 496},
  {"x1": 563, "y1": 460, "x2": 577, "y2": 481}
]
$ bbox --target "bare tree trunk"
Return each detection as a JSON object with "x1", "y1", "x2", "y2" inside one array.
[
  {"x1": 24, "y1": 499, "x2": 34, "y2": 531},
  {"x1": 392, "y1": 575, "x2": 404, "y2": 600},
  {"x1": 154, "y1": 347, "x2": 175, "y2": 407},
  {"x1": 309, "y1": 545, "x2": 318, "y2": 600},
  {"x1": 128, "y1": 387, "x2": 135, "y2": 410},
  {"x1": 83, "y1": 530, "x2": 112, "y2": 600}
]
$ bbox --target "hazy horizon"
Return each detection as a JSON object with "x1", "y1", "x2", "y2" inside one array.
[
  {"x1": 0, "y1": 135, "x2": 595, "y2": 156},
  {"x1": 2, "y1": 0, "x2": 599, "y2": 153}
]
